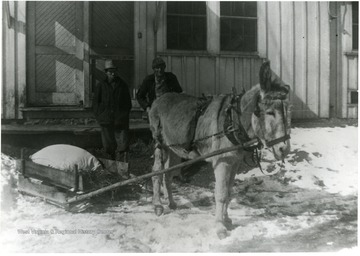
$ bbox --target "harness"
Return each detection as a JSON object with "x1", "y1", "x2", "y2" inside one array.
[
  {"x1": 164, "y1": 89, "x2": 290, "y2": 173},
  {"x1": 223, "y1": 88, "x2": 290, "y2": 172}
]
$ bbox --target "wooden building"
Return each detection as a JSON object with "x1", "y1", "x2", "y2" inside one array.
[{"x1": 2, "y1": 1, "x2": 358, "y2": 124}]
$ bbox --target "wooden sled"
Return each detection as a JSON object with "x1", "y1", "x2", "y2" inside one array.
[
  {"x1": 16, "y1": 148, "x2": 129, "y2": 212},
  {"x1": 16, "y1": 142, "x2": 254, "y2": 212}
]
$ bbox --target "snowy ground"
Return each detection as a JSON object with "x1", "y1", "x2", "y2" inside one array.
[{"x1": 0, "y1": 125, "x2": 358, "y2": 253}]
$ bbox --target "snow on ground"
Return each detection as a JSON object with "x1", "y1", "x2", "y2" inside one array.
[{"x1": 0, "y1": 126, "x2": 358, "y2": 252}]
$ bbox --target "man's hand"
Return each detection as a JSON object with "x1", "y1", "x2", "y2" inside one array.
[{"x1": 146, "y1": 107, "x2": 151, "y2": 113}]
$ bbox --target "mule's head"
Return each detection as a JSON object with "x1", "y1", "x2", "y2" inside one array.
[{"x1": 252, "y1": 61, "x2": 291, "y2": 161}]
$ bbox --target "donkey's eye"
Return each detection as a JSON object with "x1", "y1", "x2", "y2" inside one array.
[{"x1": 266, "y1": 111, "x2": 275, "y2": 116}]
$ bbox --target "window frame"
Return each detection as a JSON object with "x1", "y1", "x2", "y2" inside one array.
[
  {"x1": 219, "y1": 1, "x2": 258, "y2": 54},
  {"x1": 162, "y1": 1, "x2": 259, "y2": 57},
  {"x1": 165, "y1": 1, "x2": 208, "y2": 52}
]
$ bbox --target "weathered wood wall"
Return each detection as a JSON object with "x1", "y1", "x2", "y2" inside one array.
[
  {"x1": 2, "y1": 1, "x2": 26, "y2": 119},
  {"x1": 254, "y1": 1, "x2": 331, "y2": 119},
  {"x1": 134, "y1": 1, "x2": 339, "y2": 119},
  {"x1": 2, "y1": 1, "x2": 358, "y2": 121}
]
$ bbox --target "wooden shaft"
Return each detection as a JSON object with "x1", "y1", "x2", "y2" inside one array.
[{"x1": 67, "y1": 143, "x2": 246, "y2": 204}]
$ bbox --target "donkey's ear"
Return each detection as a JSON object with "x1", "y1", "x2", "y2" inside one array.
[
  {"x1": 283, "y1": 84, "x2": 290, "y2": 93},
  {"x1": 259, "y1": 60, "x2": 272, "y2": 92}
]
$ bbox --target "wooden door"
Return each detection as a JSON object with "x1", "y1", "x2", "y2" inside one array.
[
  {"x1": 27, "y1": 1, "x2": 84, "y2": 106},
  {"x1": 90, "y1": 1, "x2": 134, "y2": 98}
]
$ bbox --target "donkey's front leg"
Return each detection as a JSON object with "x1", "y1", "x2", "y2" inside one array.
[
  {"x1": 152, "y1": 146, "x2": 164, "y2": 216},
  {"x1": 214, "y1": 161, "x2": 233, "y2": 239}
]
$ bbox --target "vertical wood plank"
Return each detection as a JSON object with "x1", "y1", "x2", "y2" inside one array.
[
  {"x1": 293, "y1": 2, "x2": 307, "y2": 119},
  {"x1": 341, "y1": 3, "x2": 353, "y2": 118},
  {"x1": 238, "y1": 58, "x2": 245, "y2": 91},
  {"x1": 4, "y1": 1, "x2": 16, "y2": 119},
  {"x1": 319, "y1": 2, "x2": 330, "y2": 118},
  {"x1": 184, "y1": 57, "x2": 196, "y2": 95},
  {"x1": 306, "y1": 2, "x2": 320, "y2": 118},
  {"x1": 27, "y1": 2, "x2": 36, "y2": 109},
  {"x1": 146, "y1": 2, "x2": 155, "y2": 74},
  {"x1": 267, "y1": 2, "x2": 281, "y2": 75},
  {"x1": 280, "y1": 2, "x2": 294, "y2": 101},
  {"x1": 139, "y1": 3, "x2": 148, "y2": 80},
  {"x1": 329, "y1": 2, "x2": 339, "y2": 117},
  {"x1": 243, "y1": 59, "x2": 251, "y2": 90},
  {"x1": 234, "y1": 58, "x2": 241, "y2": 92},
  {"x1": 257, "y1": 1, "x2": 267, "y2": 58},
  {"x1": 156, "y1": 1, "x2": 166, "y2": 53},
  {"x1": 215, "y1": 56, "x2": 220, "y2": 93},
  {"x1": 195, "y1": 56, "x2": 200, "y2": 96},
  {"x1": 75, "y1": 2, "x2": 84, "y2": 105},
  {"x1": 134, "y1": 1, "x2": 140, "y2": 88},
  {"x1": 207, "y1": 1, "x2": 220, "y2": 54},
  {"x1": 171, "y1": 56, "x2": 183, "y2": 88},
  {"x1": 199, "y1": 57, "x2": 215, "y2": 96},
  {"x1": 219, "y1": 58, "x2": 234, "y2": 94},
  {"x1": 83, "y1": 1, "x2": 91, "y2": 106},
  {"x1": 16, "y1": 1, "x2": 26, "y2": 117}
]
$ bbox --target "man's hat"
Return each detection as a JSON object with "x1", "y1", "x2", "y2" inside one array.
[
  {"x1": 104, "y1": 59, "x2": 117, "y2": 70},
  {"x1": 152, "y1": 57, "x2": 166, "y2": 69}
]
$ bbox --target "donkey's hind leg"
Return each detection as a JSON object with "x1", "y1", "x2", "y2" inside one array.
[
  {"x1": 163, "y1": 150, "x2": 179, "y2": 210},
  {"x1": 152, "y1": 145, "x2": 165, "y2": 216}
]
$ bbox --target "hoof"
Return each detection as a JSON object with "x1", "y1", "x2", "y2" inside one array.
[
  {"x1": 216, "y1": 222, "x2": 229, "y2": 239},
  {"x1": 224, "y1": 218, "x2": 233, "y2": 230},
  {"x1": 216, "y1": 229, "x2": 228, "y2": 240},
  {"x1": 154, "y1": 205, "x2": 164, "y2": 216},
  {"x1": 169, "y1": 202, "x2": 177, "y2": 210}
]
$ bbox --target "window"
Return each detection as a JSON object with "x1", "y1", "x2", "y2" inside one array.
[
  {"x1": 352, "y1": 2, "x2": 358, "y2": 50},
  {"x1": 220, "y1": 2, "x2": 257, "y2": 52},
  {"x1": 167, "y1": 1, "x2": 206, "y2": 50}
]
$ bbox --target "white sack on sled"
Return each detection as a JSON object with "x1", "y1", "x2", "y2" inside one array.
[{"x1": 30, "y1": 144, "x2": 102, "y2": 172}]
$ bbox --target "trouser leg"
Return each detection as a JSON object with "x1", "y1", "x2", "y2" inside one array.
[
  {"x1": 100, "y1": 124, "x2": 116, "y2": 159},
  {"x1": 114, "y1": 128, "x2": 129, "y2": 153},
  {"x1": 114, "y1": 128, "x2": 130, "y2": 163}
]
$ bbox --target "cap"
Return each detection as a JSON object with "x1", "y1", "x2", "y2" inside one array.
[
  {"x1": 104, "y1": 59, "x2": 117, "y2": 70},
  {"x1": 152, "y1": 57, "x2": 166, "y2": 69}
]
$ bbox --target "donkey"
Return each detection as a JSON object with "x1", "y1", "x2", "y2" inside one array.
[{"x1": 148, "y1": 61, "x2": 291, "y2": 239}]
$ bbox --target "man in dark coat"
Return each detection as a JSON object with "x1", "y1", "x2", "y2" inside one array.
[
  {"x1": 93, "y1": 59, "x2": 132, "y2": 160},
  {"x1": 136, "y1": 57, "x2": 183, "y2": 113}
]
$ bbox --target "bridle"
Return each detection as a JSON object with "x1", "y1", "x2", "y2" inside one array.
[
  {"x1": 224, "y1": 89, "x2": 290, "y2": 171},
  {"x1": 254, "y1": 97, "x2": 291, "y2": 148}
]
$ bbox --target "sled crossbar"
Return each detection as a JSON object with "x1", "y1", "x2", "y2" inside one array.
[{"x1": 67, "y1": 142, "x2": 250, "y2": 204}]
